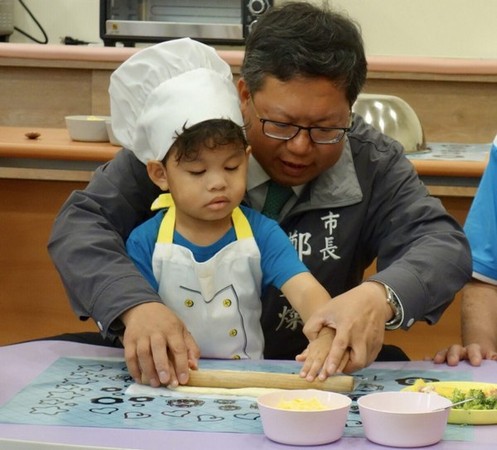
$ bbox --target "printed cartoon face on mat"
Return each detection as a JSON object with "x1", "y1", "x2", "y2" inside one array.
[{"x1": 395, "y1": 377, "x2": 439, "y2": 387}]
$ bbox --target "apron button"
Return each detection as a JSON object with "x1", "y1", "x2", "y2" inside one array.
[
  {"x1": 184, "y1": 299, "x2": 194, "y2": 308},
  {"x1": 229, "y1": 328, "x2": 238, "y2": 337},
  {"x1": 223, "y1": 299, "x2": 232, "y2": 307}
]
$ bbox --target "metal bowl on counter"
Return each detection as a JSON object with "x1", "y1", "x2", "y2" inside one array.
[{"x1": 352, "y1": 93, "x2": 426, "y2": 153}]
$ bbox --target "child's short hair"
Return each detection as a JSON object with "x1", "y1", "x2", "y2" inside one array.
[{"x1": 167, "y1": 119, "x2": 247, "y2": 163}]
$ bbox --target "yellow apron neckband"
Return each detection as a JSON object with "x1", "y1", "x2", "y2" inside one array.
[{"x1": 153, "y1": 193, "x2": 253, "y2": 243}]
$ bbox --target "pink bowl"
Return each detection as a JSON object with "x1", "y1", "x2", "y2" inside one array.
[
  {"x1": 257, "y1": 389, "x2": 352, "y2": 445},
  {"x1": 358, "y1": 391, "x2": 452, "y2": 447}
]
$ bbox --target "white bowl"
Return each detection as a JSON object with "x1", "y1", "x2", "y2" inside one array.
[
  {"x1": 105, "y1": 118, "x2": 122, "y2": 146},
  {"x1": 358, "y1": 391, "x2": 452, "y2": 447},
  {"x1": 257, "y1": 389, "x2": 351, "y2": 445},
  {"x1": 65, "y1": 115, "x2": 110, "y2": 142}
]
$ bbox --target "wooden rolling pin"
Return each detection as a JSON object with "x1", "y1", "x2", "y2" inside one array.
[{"x1": 186, "y1": 369, "x2": 355, "y2": 392}]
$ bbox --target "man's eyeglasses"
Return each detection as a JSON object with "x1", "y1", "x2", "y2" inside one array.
[{"x1": 251, "y1": 100, "x2": 350, "y2": 145}]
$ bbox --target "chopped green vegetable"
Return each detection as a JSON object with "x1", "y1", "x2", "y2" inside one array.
[{"x1": 451, "y1": 388, "x2": 497, "y2": 410}]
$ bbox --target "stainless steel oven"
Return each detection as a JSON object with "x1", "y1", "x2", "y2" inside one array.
[{"x1": 100, "y1": 0, "x2": 273, "y2": 47}]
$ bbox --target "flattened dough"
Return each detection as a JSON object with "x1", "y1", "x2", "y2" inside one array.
[{"x1": 168, "y1": 385, "x2": 283, "y2": 397}]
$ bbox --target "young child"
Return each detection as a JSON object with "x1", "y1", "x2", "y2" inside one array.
[{"x1": 111, "y1": 38, "x2": 336, "y2": 383}]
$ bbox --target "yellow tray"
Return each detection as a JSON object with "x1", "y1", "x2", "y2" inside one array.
[{"x1": 403, "y1": 381, "x2": 497, "y2": 425}]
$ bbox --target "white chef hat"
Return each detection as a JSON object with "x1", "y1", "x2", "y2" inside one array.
[{"x1": 109, "y1": 38, "x2": 243, "y2": 163}]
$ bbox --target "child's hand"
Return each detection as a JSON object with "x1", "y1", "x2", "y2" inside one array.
[{"x1": 296, "y1": 328, "x2": 350, "y2": 381}]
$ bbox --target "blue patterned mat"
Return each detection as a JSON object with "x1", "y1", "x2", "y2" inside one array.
[{"x1": 0, "y1": 357, "x2": 474, "y2": 441}]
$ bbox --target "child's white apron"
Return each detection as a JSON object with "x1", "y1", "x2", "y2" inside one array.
[{"x1": 151, "y1": 194, "x2": 264, "y2": 359}]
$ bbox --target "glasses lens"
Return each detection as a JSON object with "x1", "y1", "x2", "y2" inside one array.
[
  {"x1": 262, "y1": 121, "x2": 299, "y2": 140},
  {"x1": 310, "y1": 128, "x2": 345, "y2": 144},
  {"x1": 261, "y1": 116, "x2": 348, "y2": 144}
]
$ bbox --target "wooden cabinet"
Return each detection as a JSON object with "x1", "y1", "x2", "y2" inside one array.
[
  {"x1": 2, "y1": 44, "x2": 497, "y2": 143},
  {"x1": 0, "y1": 175, "x2": 475, "y2": 358},
  {"x1": 0, "y1": 127, "x2": 482, "y2": 358},
  {"x1": 0, "y1": 178, "x2": 97, "y2": 344},
  {"x1": 1, "y1": 43, "x2": 494, "y2": 358}
]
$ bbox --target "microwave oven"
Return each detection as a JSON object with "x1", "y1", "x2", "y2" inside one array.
[{"x1": 100, "y1": 0, "x2": 273, "y2": 47}]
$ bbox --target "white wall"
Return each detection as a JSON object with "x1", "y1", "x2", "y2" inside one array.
[
  {"x1": 8, "y1": 0, "x2": 497, "y2": 59},
  {"x1": 11, "y1": 0, "x2": 101, "y2": 46},
  {"x1": 327, "y1": 0, "x2": 497, "y2": 59}
]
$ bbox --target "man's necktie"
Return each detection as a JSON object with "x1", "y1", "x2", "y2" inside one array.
[{"x1": 261, "y1": 181, "x2": 294, "y2": 220}]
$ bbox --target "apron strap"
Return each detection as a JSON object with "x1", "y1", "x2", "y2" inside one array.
[
  {"x1": 155, "y1": 194, "x2": 176, "y2": 244},
  {"x1": 153, "y1": 193, "x2": 253, "y2": 243},
  {"x1": 151, "y1": 193, "x2": 174, "y2": 211},
  {"x1": 231, "y1": 206, "x2": 253, "y2": 240}
]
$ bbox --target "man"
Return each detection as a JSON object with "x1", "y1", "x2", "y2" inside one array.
[
  {"x1": 48, "y1": 2, "x2": 471, "y2": 387},
  {"x1": 434, "y1": 138, "x2": 497, "y2": 366}
]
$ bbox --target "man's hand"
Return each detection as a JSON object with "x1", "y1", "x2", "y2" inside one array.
[
  {"x1": 433, "y1": 280, "x2": 497, "y2": 367},
  {"x1": 302, "y1": 282, "x2": 390, "y2": 375},
  {"x1": 433, "y1": 344, "x2": 497, "y2": 367},
  {"x1": 121, "y1": 302, "x2": 200, "y2": 387}
]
